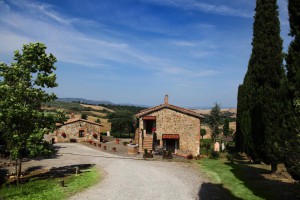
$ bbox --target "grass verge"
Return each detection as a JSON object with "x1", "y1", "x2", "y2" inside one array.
[
  {"x1": 198, "y1": 158, "x2": 263, "y2": 200},
  {"x1": 198, "y1": 157, "x2": 300, "y2": 200},
  {"x1": 0, "y1": 167, "x2": 100, "y2": 200}
]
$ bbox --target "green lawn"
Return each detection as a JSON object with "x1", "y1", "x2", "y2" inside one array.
[
  {"x1": 198, "y1": 158, "x2": 262, "y2": 200},
  {"x1": 197, "y1": 157, "x2": 299, "y2": 200},
  {"x1": 0, "y1": 167, "x2": 100, "y2": 200}
]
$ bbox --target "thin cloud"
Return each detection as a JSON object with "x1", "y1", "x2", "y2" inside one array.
[
  {"x1": 172, "y1": 41, "x2": 197, "y2": 47},
  {"x1": 9, "y1": 0, "x2": 70, "y2": 24},
  {"x1": 162, "y1": 66, "x2": 219, "y2": 77},
  {"x1": 0, "y1": 0, "x2": 220, "y2": 78},
  {"x1": 142, "y1": 0, "x2": 253, "y2": 18}
]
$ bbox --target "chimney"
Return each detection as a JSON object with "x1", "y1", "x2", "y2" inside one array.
[
  {"x1": 70, "y1": 113, "x2": 75, "y2": 119},
  {"x1": 164, "y1": 95, "x2": 169, "y2": 104}
]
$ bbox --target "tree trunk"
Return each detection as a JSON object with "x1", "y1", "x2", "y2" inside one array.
[
  {"x1": 271, "y1": 163, "x2": 278, "y2": 173},
  {"x1": 15, "y1": 159, "x2": 17, "y2": 183},
  {"x1": 15, "y1": 158, "x2": 22, "y2": 185}
]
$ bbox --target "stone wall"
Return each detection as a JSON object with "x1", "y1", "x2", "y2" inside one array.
[
  {"x1": 55, "y1": 121, "x2": 101, "y2": 142},
  {"x1": 138, "y1": 108, "x2": 201, "y2": 155}
]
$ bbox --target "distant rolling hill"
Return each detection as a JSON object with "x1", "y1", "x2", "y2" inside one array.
[
  {"x1": 58, "y1": 97, "x2": 113, "y2": 105},
  {"x1": 43, "y1": 100, "x2": 113, "y2": 132}
]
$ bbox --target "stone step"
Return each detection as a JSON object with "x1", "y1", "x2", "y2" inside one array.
[{"x1": 143, "y1": 138, "x2": 153, "y2": 151}]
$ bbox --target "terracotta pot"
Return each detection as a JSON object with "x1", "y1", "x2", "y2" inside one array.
[
  {"x1": 115, "y1": 139, "x2": 120, "y2": 144},
  {"x1": 127, "y1": 146, "x2": 138, "y2": 155}
]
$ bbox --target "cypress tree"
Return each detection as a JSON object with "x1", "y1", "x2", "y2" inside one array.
[
  {"x1": 223, "y1": 118, "x2": 230, "y2": 137},
  {"x1": 235, "y1": 85, "x2": 244, "y2": 152},
  {"x1": 283, "y1": 0, "x2": 300, "y2": 181},
  {"x1": 241, "y1": 0, "x2": 285, "y2": 171},
  {"x1": 236, "y1": 83, "x2": 259, "y2": 160}
]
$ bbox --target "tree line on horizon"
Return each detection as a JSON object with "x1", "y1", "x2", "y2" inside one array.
[{"x1": 235, "y1": 0, "x2": 300, "y2": 181}]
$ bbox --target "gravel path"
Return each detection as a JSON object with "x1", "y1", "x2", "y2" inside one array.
[{"x1": 6, "y1": 143, "x2": 208, "y2": 199}]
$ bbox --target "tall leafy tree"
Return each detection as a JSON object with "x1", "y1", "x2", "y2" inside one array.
[
  {"x1": 207, "y1": 103, "x2": 222, "y2": 140},
  {"x1": 108, "y1": 110, "x2": 135, "y2": 137},
  {"x1": 239, "y1": 0, "x2": 285, "y2": 171},
  {"x1": 0, "y1": 43, "x2": 66, "y2": 184},
  {"x1": 282, "y1": 0, "x2": 300, "y2": 180}
]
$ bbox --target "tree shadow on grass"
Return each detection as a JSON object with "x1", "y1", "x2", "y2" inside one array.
[
  {"x1": 0, "y1": 168, "x2": 9, "y2": 186},
  {"x1": 225, "y1": 161, "x2": 300, "y2": 200},
  {"x1": 3, "y1": 164, "x2": 95, "y2": 186},
  {"x1": 198, "y1": 182, "x2": 243, "y2": 200},
  {"x1": 31, "y1": 164, "x2": 95, "y2": 180}
]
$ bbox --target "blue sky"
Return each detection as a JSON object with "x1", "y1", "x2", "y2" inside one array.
[{"x1": 0, "y1": 0, "x2": 290, "y2": 107}]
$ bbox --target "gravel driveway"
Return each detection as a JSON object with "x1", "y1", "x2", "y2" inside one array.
[{"x1": 11, "y1": 143, "x2": 210, "y2": 200}]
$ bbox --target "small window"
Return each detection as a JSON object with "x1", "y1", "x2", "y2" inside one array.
[{"x1": 79, "y1": 130, "x2": 84, "y2": 137}]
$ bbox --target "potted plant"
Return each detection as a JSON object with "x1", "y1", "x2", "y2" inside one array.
[
  {"x1": 186, "y1": 154, "x2": 193, "y2": 160},
  {"x1": 115, "y1": 138, "x2": 120, "y2": 144},
  {"x1": 61, "y1": 132, "x2": 66, "y2": 138},
  {"x1": 143, "y1": 148, "x2": 153, "y2": 158},
  {"x1": 163, "y1": 150, "x2": 173, "y2": 159},
  {"x1": 92, "y1": 133, "x2": 97, "y2": 139}
]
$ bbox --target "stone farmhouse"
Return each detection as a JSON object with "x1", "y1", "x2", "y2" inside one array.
[
  {"x1": 51, "y1": 118, "x2": 103, "y2": 143},
  {"x1": 134, "y1": 95, "x2": 204, "y2": 156}
]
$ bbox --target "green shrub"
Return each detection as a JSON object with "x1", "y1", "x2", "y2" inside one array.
[
  {"x1": 81, "y1": 113, "x2": 88, "y2": 120},
  {"x1": 210, "y1": 150, "x2": 220, "y2": 159},
  {"x1": 187, "y1": 154, "x2": 193, "y2": 159}
]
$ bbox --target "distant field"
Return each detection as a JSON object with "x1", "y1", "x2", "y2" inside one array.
[
  {"x1": 43, "y1": 101, "x2": 113, "y2": 132},
  {"x1": 80, "y1": 104, "x2": 114, "y2": 112},
  {"x1": 43, "y1": 101, "x2": 147, "y2": 133},
  {"x1": 194, "y1": 108, "x2": 237, "y2": 118}
]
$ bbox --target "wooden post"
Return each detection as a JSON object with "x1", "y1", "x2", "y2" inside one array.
[
  {"x1": 75, "y1": 167, "x2": 80, "y2": 175},
  {"x1": 59, "y1": 180, "x2": 64, "y2": 187}
]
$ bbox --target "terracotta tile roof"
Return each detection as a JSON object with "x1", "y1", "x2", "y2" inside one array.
[
  {"x1": 135, "y1": 103, "x2": 204, "y2": 119},
  {"x1": 57, "y1": 118, "x2": 103, "y2": 127}
]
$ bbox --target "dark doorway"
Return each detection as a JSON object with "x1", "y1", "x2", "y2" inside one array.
[
  {"x1": 145, "y1": 120, "x2": 155, "y2": 134},
  {"x1": 164, "y1": 139, "x2": 179, "y2": 152}
]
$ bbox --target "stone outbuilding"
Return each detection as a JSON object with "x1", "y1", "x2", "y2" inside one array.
[
  {"x1": 134, "y1": 95, "x2": 204, "y2": 156},
  {"x1": 52, "y1": 118, "x2": 103, "y2": 143}
]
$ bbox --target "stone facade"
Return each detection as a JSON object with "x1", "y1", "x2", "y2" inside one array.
[
  {"x1": 51, "y1": 118, "x2": 102, "y2": 142},
  {"x1": 135, "y1": 96, "x2": 203, "y2": 156}
]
